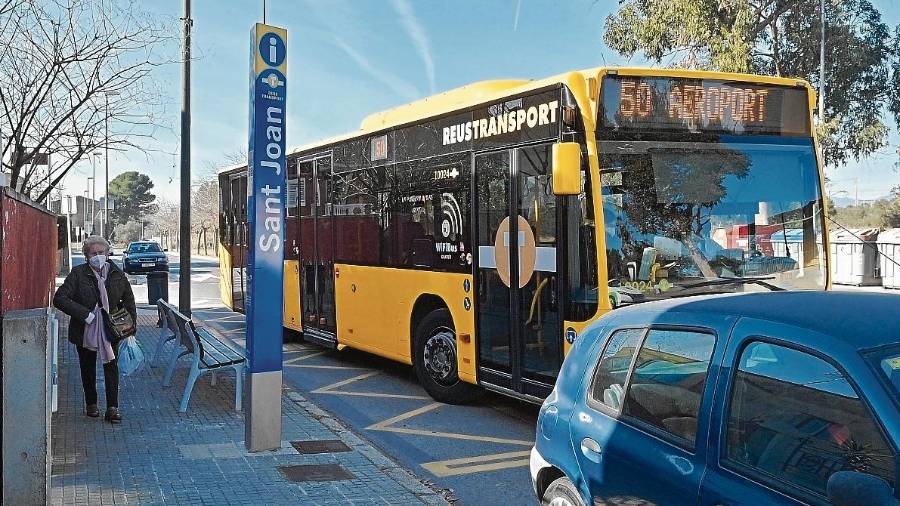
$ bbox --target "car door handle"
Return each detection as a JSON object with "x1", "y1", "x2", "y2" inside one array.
[{"x1": 580, "y1": 437, "x2": 602, "y2": 463}]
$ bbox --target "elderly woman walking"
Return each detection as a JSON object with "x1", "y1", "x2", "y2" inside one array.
[{"x1": 54, "y1": 236, "x2": 136, "y2": 423}]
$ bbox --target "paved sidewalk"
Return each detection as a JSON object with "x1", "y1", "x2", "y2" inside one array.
[{"x1": 50, "y1": 310, "x2": 450, "y2": 505}]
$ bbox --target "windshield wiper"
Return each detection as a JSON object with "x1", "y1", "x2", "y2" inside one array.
[{"x1": 680, "y1": 276, "x2": 785, "y2": 292}]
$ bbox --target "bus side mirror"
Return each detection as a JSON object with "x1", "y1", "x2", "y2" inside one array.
[{"x1": 552, "y1": 142, "x2": 581, "y2": 196}]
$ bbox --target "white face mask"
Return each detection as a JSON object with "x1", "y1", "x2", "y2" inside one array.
[{"x1": 89, "y1": 255, "x2": 107, "y2": 268}]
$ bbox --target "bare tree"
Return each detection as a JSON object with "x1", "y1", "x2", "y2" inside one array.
[
  {"x1": 192, "y1": 177, "x2": 218, "y2": 255},
  {"x1": 0, "y1": 0, "x2": 176, "y2": 202},
  {"x1": 147, "y1": 197, "x2": 179, "y2": 249}
]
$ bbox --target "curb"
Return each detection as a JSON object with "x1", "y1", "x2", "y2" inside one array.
[{"x1": 191, "y1": 311, "x2": 457, "y2": 504}]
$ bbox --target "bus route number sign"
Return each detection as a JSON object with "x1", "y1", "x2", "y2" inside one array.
[{"x1": 600, "y1": 75, "x2": 811, "y2": 136}]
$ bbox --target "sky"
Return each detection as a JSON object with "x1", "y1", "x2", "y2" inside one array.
[{"x1": 58, "y1": 0, "x2": 900, "y2": 205}]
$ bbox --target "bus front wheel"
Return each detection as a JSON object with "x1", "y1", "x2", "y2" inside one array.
[{"x1": 414, "y1": 308, "x2": 478, "y2": 404}]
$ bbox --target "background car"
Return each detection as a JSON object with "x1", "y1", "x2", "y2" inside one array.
[
  {"x1": 122, "y1": 241, "x2": 169, "y2": 274},
  {"x1": 532, "y1": 292, "x2": 900, "y2": 506}
]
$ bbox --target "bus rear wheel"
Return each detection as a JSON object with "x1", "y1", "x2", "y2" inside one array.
[{"x1": 414, "y1": 308, "x2": 478, "y2": 404}]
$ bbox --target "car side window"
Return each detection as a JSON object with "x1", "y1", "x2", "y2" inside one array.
[
  {"x1": 620, "y1": 329, "x2": 716, "y2": 448},
  {"x1": 725, "y1": 341, "x2": 896, "y2": 499},
  {"x1": 589, "y1": 328, "x2": 644, "y2": 412}
]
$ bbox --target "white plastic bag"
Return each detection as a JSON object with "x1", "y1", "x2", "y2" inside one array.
[{"x1": 118, "y1": 336, "x2": 144, "y2": 376}]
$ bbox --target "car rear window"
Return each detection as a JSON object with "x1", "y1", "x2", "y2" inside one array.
[
  {"x1": 589, "y1": 328, "x2": 644, "y2": 412},
  {"x1": 621, "y1": 329, "x2": 716, "y2": 448},
  {"x1": 129, "y1": 243, "x2": 162, "y2": 253}
]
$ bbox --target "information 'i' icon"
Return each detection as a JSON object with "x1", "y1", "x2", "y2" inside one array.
[{"x1": 269, "y1": 37, "x2": 277, "y2": 65}]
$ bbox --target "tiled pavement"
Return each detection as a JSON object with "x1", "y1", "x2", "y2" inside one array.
[{"x1": 50, "y1": 310, "x2": 451, "y2": 505}]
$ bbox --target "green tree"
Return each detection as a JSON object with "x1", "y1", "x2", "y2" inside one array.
[
  {"x1": 879, "y1": 186, "x2": 900, "y2": 228},
  {"x1": 603, "y1": 0, "x2": 900, "y2": 166},
  {"x1": 108, "y1": 171, "x2": 158, "y2": 228}
]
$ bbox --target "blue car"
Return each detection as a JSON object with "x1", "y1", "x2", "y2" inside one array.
[{"x1": 532, "y1": 292, "x2": 900, "y2": 506}]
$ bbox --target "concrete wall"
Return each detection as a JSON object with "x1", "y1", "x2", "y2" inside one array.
[{"x1": 2, "y1": 308, "x2": 51, "y2": 505}]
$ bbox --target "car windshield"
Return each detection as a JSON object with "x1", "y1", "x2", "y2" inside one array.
[
  {"x1": 599, "y1": 136, "x2": 827, "y2": 304},
  {"x1": 868, "y1": 345, "x2": 900, "y2": 405},
  {"x1": 128, "y1": 243, "x2": 162, "y2": 253}
]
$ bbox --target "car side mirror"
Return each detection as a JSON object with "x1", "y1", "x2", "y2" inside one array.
[
  {"x1": 164, "y1": 248, "x2": 168, "y2": 252},
  {"x1": 552, "y1": 142, "x2": 581, "y2": 196},
  {"x1": 827, "y1": 471, "x2": 895, "y2": 506}
]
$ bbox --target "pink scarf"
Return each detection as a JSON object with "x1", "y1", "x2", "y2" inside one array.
[{"x1": 83, "y1": 263, "x2": 116, "y2": 363}]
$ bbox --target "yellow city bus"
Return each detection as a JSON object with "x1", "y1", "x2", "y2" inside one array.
[{"x1": 219, "y1": 67, "x2": 830, "y2": 404}]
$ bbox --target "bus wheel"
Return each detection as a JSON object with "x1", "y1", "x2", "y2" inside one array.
[{"x1": 414, "y1": 308, "x2": 478, "y2": 404}]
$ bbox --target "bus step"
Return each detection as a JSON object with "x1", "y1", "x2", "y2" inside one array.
[{"x1": 302, "y1": 328, "x2": 338, "y2": 350}]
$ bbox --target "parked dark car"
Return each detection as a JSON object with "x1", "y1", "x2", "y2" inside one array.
[
  {"x1": 532, "y1": 292, "x2": 900, "y2": 506},
  {"x1": 122, "y1": 241, "x2": 169, "y2": 274}
]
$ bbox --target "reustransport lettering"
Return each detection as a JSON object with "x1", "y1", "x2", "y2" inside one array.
[
  {"x1": 618, "y1": 79, "x2": 770, "y2": 124},
  {"x1": 442, "y1": 100, "x2": 558, "y2": 146}
]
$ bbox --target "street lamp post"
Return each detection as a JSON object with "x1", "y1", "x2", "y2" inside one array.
[
  {"x1": 83, "y1": 190, "x2": 89, "y2": 240},
  {"x1": 104, "y1": 92, "x2": 119, "y2": 239},
  {"x1": 86, "y1": 177, "x2": 93, "y2": 235}
]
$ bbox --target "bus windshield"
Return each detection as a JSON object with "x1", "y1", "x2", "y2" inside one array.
[{"x1": 599, "y1": 136, "x2": 826, "y2": 304}]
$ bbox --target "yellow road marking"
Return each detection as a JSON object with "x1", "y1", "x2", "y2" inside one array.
[
  {"x1": 295, "y1": 357, "x2": 536, "y2": 477},
  {"x1": 420, "y1": 450, "x2": 531, "y2": 477},
  {"x1": 286, "y1": 364, "x2": 369, "y2": 370},
  {"x1": 367, "y1": 402, "x2": 533, "y2": 446},
  {"x1": 311, "y1": 371, "x2": 430, "y2": 400},
  {"x1": 283, "y1": 351, "x2": 327, "y2": 364}
]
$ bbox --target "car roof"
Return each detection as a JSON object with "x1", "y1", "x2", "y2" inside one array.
[{"x1": 610, "y1": 291, "x2": 900, "y2": 351}]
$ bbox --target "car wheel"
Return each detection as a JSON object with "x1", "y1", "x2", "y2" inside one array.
[
  {"x1": 541, "y1": 476, "x2": 585, "y2": 506},
  {"x1": 413, "y1": 308, "x2": 479, "y2": 404}
]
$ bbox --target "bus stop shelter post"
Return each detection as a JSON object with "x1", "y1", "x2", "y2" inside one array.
[
  {"x1": 244, "y1": 22, "x2": 287, "y2": 452},
  {"x1": 178, "y1": 0, "x2": 192, "y2": 317}
]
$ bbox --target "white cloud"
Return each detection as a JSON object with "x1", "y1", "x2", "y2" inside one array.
[
  {"x1": 331, "y1": 38, "x2": 421, "y2": 101},
  {"x1": 389, "y1": 0, "x2": 436, "y2": 94}
]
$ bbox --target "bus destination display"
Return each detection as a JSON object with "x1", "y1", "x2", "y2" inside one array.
[{"x1": 600, "y1": 75, "x2": 811, "y2": 136}]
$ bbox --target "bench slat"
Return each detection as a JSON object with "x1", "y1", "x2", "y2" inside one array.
[
  {"x1": 193, "y1": 327, "x2": 244, "y2": 369},
  {"x1": 200, "y1": 342, "x2": 242, "y2": 365},
  {"x1": 197, "y1": 329, "x2": 244, "y2": 360},
  {"x1": 198, "y1": 338, "x2": 231, "y2": 365}
]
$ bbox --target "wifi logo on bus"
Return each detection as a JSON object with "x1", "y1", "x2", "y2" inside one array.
[{"x1": 440, "y1": 193, "x2": 463, "y2": 239}]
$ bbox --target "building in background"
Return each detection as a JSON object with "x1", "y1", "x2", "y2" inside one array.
[{"x1": 48, "y1": 195, "x2": 101, "y2": 241}]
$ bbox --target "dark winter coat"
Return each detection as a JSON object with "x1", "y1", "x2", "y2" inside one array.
[{"x1": 53, "y1": 261, "x2": 137, "y2": 347}]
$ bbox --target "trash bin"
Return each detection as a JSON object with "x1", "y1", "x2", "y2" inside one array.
[
  {"x1": 147, "y1": 271, "x2": 169, "y2": 305},
  {"x1": 829, "y1": 228, "x2": 881, "y2": 286},
  {"x1": 877, "y1": 228, "x2": 900, "y2": 289}
]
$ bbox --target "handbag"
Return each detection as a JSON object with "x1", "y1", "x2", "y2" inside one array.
[{"x1": 103, "y1": 307, "x2": 136, "y2": 342}]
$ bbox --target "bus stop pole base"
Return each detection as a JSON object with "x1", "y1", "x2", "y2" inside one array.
[{"x1": 244, "y1": 370, "x2": 282, "y2": 452}]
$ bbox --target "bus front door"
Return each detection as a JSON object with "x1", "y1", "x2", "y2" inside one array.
[
  {"x1": 298, "y1": 154, "x2": 337, "y2": 346},
  {"x1": 475, "y1": 144, "x2": 562, "y2": 400}
]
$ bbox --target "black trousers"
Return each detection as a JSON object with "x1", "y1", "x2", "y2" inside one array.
[{"x1": 76, "y1": 345, "x2": 119, "y2": 408}]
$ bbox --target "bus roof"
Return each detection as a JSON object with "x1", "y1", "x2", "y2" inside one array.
[{"x1": 218, "y1": 66, "x2": 814, "y2": 174}]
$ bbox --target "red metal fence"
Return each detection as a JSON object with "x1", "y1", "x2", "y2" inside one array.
[{"x1": 0, "y1": 188, "x2": 58, "y2": 315}]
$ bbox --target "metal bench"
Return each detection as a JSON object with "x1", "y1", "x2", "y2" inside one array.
[
  {"x1": 153, "y1": 300, "x2": 180, "y2": 367},
  {"x1": 160, "y1": 305, "x2": 245, "y2": 413}
]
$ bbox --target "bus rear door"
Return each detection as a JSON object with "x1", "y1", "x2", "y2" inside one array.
[{"x1": 298, "y1": 153, "x2": 338, "y2": 346}]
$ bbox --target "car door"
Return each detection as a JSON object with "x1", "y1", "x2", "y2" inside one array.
[
  {"x1": 568, "y1": 317, "x2": 729, "y2": 505},
  {"x1": 700, "y1": 318, "x2": 899, "y2": 505}
]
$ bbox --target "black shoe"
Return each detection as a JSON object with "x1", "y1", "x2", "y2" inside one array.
[
  {"x1": 86, "y1": 404, "x2": 100, "y2": 417},
  {"x1": 105, "y1": 407, "x2": 122, "y2": 424}
]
